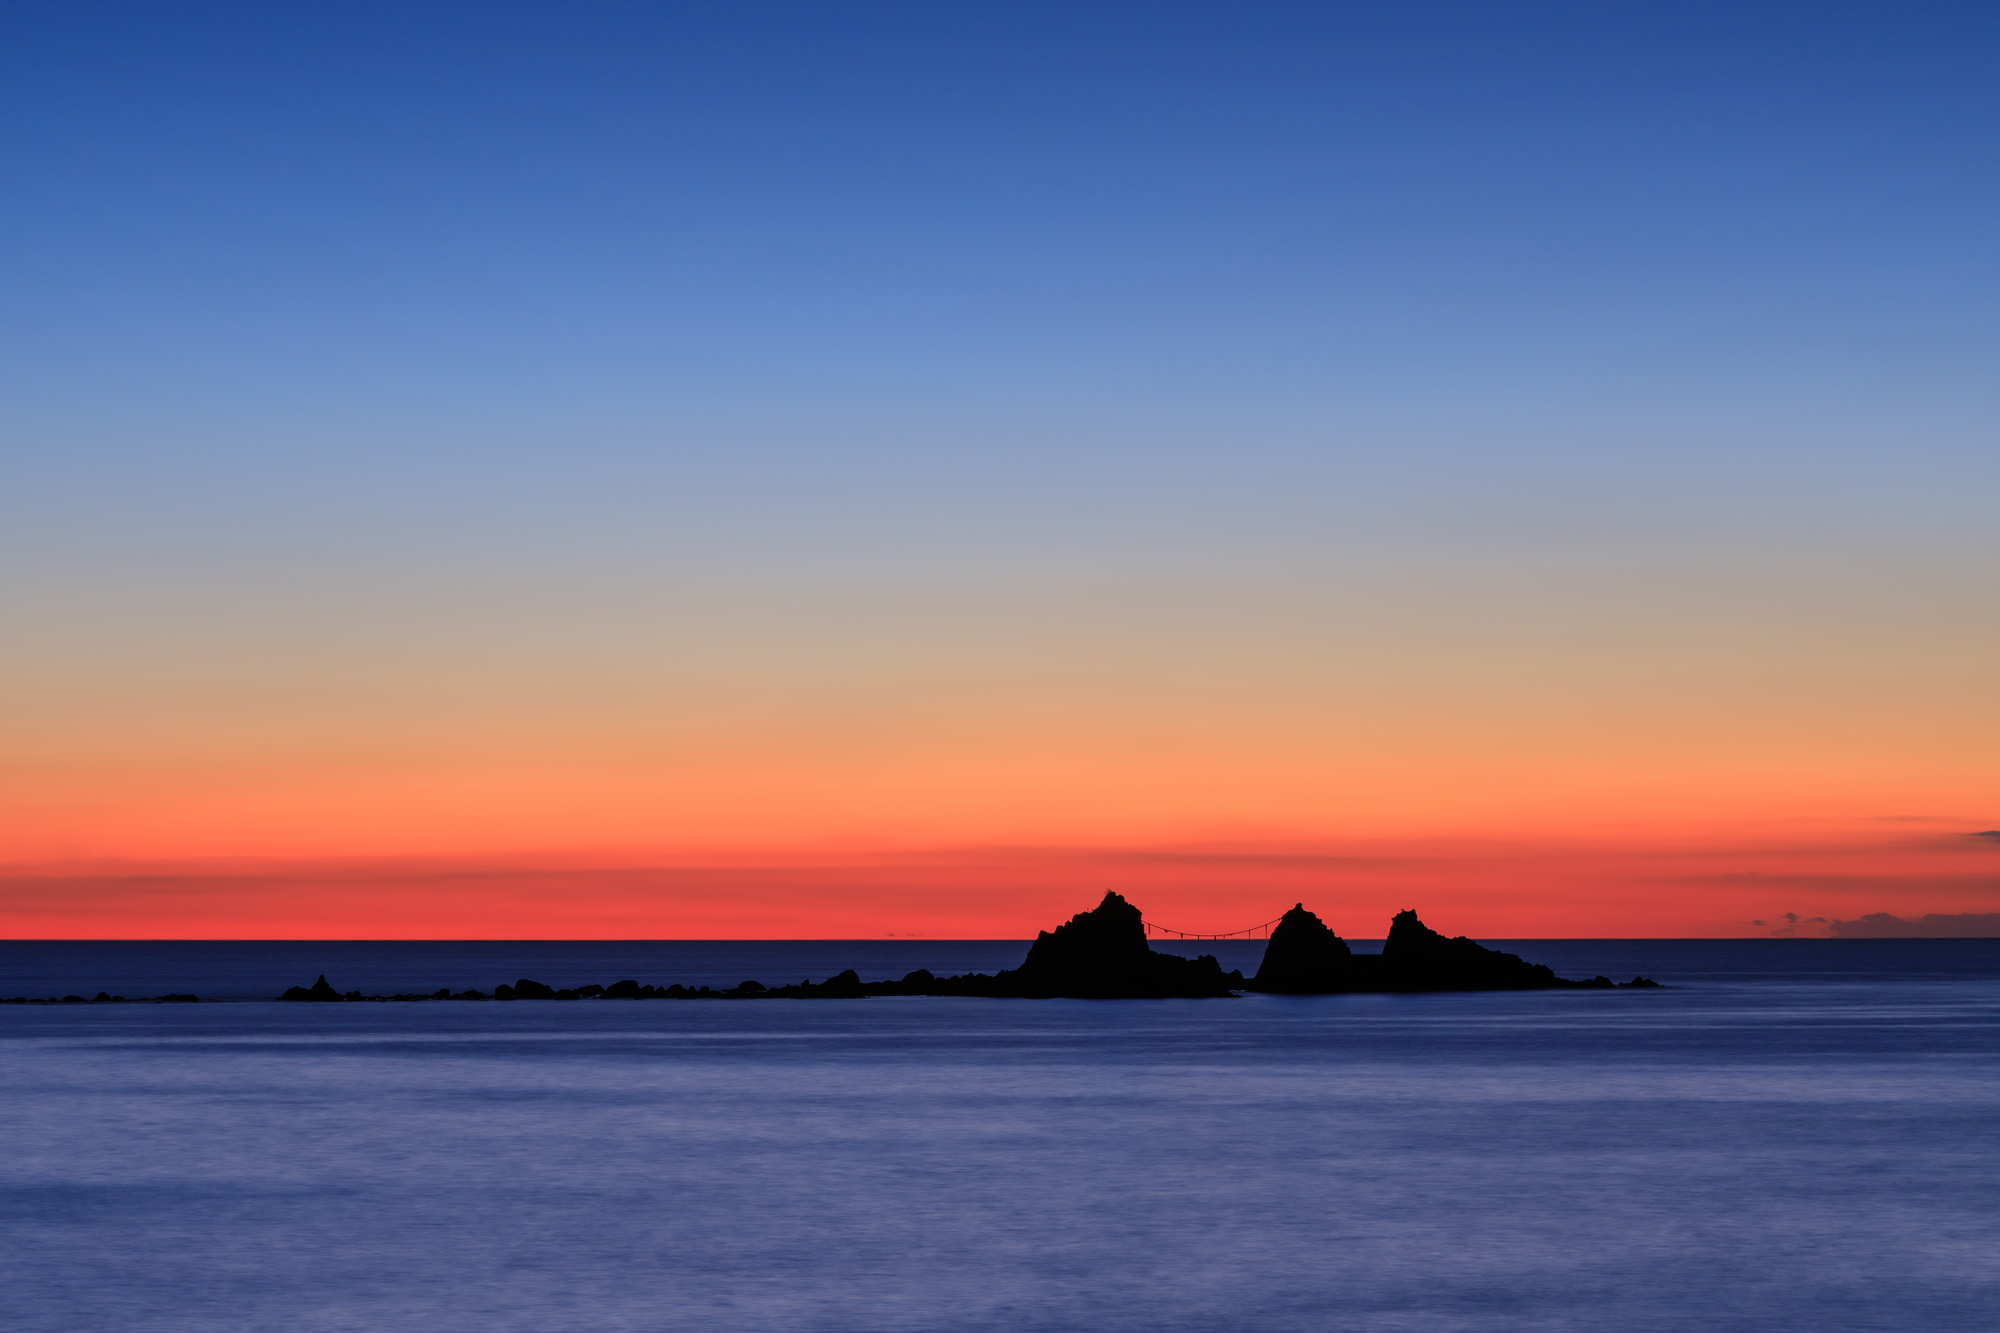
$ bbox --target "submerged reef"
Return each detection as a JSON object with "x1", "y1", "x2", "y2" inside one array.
[
  {"x1": 3, "y1": 993, "x2": 197, "y2": 1004},
  {"x1": 275, "y1": 894, "x2": 1239, "y2": 1002},
  {"x1": 268, "y1": 892, "x2": 1656, "y2": 1002}
]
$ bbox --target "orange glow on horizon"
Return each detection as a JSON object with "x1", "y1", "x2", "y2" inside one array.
[
  {"x1": 4, "y1": 827, "x2": 1993, "y2": 940},
  {"x1": 7, "y1": 561, "x2": 1993, "y2": 938}
]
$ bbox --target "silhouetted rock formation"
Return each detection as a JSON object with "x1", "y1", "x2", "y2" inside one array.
[
  {"x1": 816, "y1": 969, "x2": 865, "y2": 997},
  {"x1": 259, "y1": 898, "x2": 1659, "y2": 1003},
  {"x1": 280, "y1": 975, "x2": 346, "y2": 1002},
  {"x1": 1377, "y1": 909, "x2": 1563, "y2": 990},
  {"x1": 1247, "y1": 904, "x2": 1353, "y2": 993},
  {"x1": 1248, "y1": 908, "x2": 1665, "y2": 993},
  {"x1": 981, "y1": 892, "x2": 1237, "y2": 998}
]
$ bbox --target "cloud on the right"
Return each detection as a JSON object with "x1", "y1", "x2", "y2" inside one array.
[{"x1": 1825, "y1": 912, "x2": 2000, "y2": 938}]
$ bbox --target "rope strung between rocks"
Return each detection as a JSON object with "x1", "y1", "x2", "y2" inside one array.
[{"x1": 1141, "y1": 915, "x2": 1287, "y2": 941}]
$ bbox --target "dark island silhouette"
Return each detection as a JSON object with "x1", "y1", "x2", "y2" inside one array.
[
  {"x1": 273, "y1": 891, "x2": 1657, "y2": 1001},
  {"x1": 1247, "y1": 902, "x2": 1655, "y2": 992}
]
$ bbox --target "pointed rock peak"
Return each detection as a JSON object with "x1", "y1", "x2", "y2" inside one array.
[
  {"x1": 1247, "y1": 901, "x2": 1352, "y2": 992},
  {"x1": 1007, "y1": 891, "x2": 1233, "y2": 997},
  {"x1": 1075, "y1": 891, "x2": 1143, "y2": 935},
  {"x1": 1384, "y1": 909, "x2": 1451, "y2": 956},
  {"x1": 291, "y1": 974, "x2": 345, "y2": 1001},
  {"x1": 1018, "y1": 891, "x2": 1150, "y2": 974}
]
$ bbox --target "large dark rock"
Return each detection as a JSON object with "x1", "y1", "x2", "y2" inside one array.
[
  {"x1": 994, "y1": 892, "x2": 1237, "y2": 999},
  {"x1": 1378, "y1": 910, "x2": 1563, "y2": 990},
  {"x1": 1240, "y1": 908, "x2": 1662, "y2": 993},
  {"x1": 1245, "y1": 904, "x2": 1352, "y2": 993},
  {"x1": 242, "y1": 902, "x2": 1657, "y2": 1004}
]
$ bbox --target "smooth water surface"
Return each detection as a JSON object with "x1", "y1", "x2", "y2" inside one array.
[{"x1": 4, "y1": 943, "x2": 1998, "y2": 1332}]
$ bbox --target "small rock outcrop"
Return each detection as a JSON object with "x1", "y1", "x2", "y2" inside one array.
[
  {"x1": 816, "y1": 969, "x2": 865, "y2": 997},
  {"x1": 1246, "y1": 904, "x2": 1352, "y2": 993},
  {"x1": 279, "y1": 975, "x2": 346, "y2": 1002}
]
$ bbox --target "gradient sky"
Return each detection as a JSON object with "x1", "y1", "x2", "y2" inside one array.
[{"x1": 4, "y1": 2, "x2": 1996, "y2": 937}]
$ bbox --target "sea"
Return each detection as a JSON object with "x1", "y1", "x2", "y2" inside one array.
[{"x1": 3, "y1": 938, "x2": 1996, "y2": 1333}]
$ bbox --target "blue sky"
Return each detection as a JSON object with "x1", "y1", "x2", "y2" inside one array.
[
  {"x1": 3, "y1": 4, "x2": 1997, "y2": 890},
  {"x1": 10, "y1": 5, "x2": 1994, "y2": 512}
]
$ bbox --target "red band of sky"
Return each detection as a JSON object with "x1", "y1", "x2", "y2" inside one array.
[{"x1": 5, "y1": 829, "x2": 1993, "y2": 939}]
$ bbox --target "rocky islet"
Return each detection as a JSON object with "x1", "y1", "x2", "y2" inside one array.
[
  {"x1": 269, "y1": 891, "x2": 1658, "y2": 1002},
  {"x1": 1246, "y1": 903, "x2": 1659, "y2": 993}
]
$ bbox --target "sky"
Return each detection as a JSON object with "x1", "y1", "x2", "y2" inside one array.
[{"x1": 3, "y1": 1, "x2": 1996, "y2": 937}]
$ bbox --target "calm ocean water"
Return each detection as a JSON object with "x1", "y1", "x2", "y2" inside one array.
[{"x1": 4, "y1": 940, "x2": 1997, "y2": 1332}]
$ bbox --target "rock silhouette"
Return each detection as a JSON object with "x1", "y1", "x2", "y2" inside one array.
[
  {"x1": 1248, "y1": 907, "x2": 1664, "y2": 993},
  {"x1": 998, "y1": 892, "x2": 1237, "y2": 998},
  {"x1": 1377, "y1": 909, "x2": 1565, "y2": 990},
  {"x1": 1248, "y1": 904, "x2": 1353, "y2": 993},
  {"x1": 279, "y1": 975, "x2": 346, "y2": 1002},
  {"x1": 263, "y1": 895, "x2": 1662, "y2": 1003}
]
